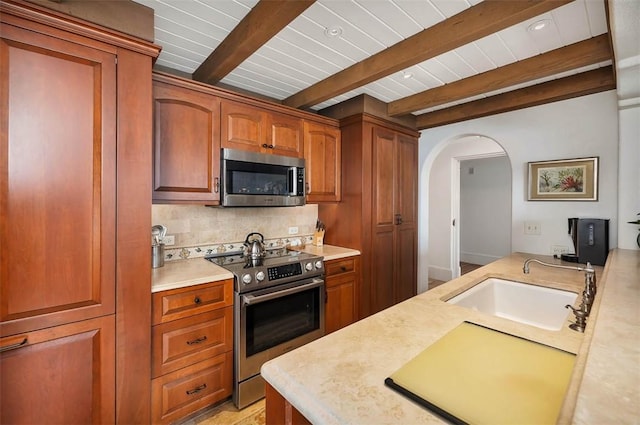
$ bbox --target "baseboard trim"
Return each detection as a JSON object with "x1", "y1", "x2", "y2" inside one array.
[{"x1": 429, "y1": 266, "x2": 452, "y2": 281}]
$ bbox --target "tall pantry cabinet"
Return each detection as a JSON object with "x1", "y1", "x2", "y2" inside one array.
[
  {"x1": 318, "y1": 114, "x2": 419, "y2": 318},
  {"x1": 0, "y1": 2, "x2": 159, "y2": 423}
]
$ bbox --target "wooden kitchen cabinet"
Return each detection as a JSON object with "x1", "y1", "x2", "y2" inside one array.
[
  {"x1": 318, "y1": 114, "x2": 419, "y2": 318},
  {"x1": 304, "y1": 121, "x2": 342, "y2": 203},
  {"x1": 153, "y1": 77, "x2": 221, "y2": 204},
  {"x1": 324, "y1": 256, "x2": 360, "y2": 334},
  {"x1": 221, "y1": 99, "x2": 303, "y2": 158},
  {"x1": 371, "y1": 126, "x2": 418, "y2": 311},
  {"x1": 0, "y1": 316, "x2": 115, "y2": 424},
  {"x1": 0, "y1": 2, "x2": 159, "y2": 423},
  {"x1": 151, "y1": 279, "x2": 234, "y2": 424}
]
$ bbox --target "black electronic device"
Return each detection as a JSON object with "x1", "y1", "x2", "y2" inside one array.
[{"x1": 561, "y1": 218, "x2": 609, "y2": 266}]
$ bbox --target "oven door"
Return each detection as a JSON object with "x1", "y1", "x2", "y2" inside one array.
[{"x1": 236, "y1": 277, "x2": 325, "y2": 382}]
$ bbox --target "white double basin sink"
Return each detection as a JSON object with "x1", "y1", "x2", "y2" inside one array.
[{"x1": 446, "y1": 278, "x2": 579, "y2": 331}]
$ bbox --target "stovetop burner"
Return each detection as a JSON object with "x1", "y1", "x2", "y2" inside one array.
[{"x1": 205, "y1": 248, "x2": 324, "y2": 293}]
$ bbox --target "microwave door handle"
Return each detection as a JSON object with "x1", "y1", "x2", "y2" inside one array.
[
  {"x1": 288, "y1": 167, "x2": 296, "y2": 196},
  {"x1": 242, "y1": 278, "x2": 324, "y2": 306}
]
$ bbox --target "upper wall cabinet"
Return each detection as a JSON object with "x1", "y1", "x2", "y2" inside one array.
[
  {"x1": 304, "y1": 121, "x2": 342, "y2": 203},
  {"x1": 221, "y1": 100, "x2": 303, "y2": 158},
  {"x1": 153, "y1": 78, "x2": 221, "y2": 204},
  {"x1": 151, "y1": 72, "x2": 341, "y2": 205}
]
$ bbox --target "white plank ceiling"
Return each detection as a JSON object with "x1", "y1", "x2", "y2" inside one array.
[{"x1": 136, "y1": 0, "x2": 611, "y2": 113}]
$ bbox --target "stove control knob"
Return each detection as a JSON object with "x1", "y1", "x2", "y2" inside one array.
[
  {"x1": 242, "y1": 274, "x2": 252, "y2": 285},
  {"x1": 305, "y1": 262, "x2": 313, "y2": 271},
  {"x1": 255, "y1": 271, "x2": 265, "y2": 282},
  {"x1": 315, "y1": 260, "x2": 323, "y2": 270}
]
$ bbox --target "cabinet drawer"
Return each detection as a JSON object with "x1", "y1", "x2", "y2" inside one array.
[
  {"x1": 152, "y1": 352, "x2": 232, "y2": 425},
  {"x1": 152, "y1": 307, "x2": 232, "y2": 378},
  {"x1": 325, "y1": 257, "x2": 356, "y2": 277},
  {"x1": 152, "y1": 279, "x2": 233, "y2": 325}
]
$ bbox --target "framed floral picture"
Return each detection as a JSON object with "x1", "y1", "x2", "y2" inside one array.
[{"x1": 528, "y1": 157, "x2": 598, "y2": 201}]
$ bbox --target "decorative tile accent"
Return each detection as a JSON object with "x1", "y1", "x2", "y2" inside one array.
[
  {"x1": 152, "y1": 204, "x2": 320, "y2": 262},
  {"x1": 163, "y1": 235, "x2": 314, "y2": 262}
]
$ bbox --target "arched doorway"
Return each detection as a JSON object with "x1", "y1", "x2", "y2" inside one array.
[{"x1": 418, "y1": 135, "x2": 511, "y2": 291}]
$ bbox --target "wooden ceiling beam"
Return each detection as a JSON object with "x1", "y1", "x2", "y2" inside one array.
[
  {"x1": 282, "y1": 0, "x2": 572, "y2": 109},
  {"x1": 415, "y1": 66, "x2": 616, "y2": 130},
  {"x1": 192, "y1": 0, "x2": 315, "y2": 85},
  {"x1": 389, "y1": 34, "x2": 612, "y2": 116}
]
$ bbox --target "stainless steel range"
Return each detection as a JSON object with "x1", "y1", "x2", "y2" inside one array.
[{"x1": 205, "y1": 246, "x2": 325, "y2": 409}]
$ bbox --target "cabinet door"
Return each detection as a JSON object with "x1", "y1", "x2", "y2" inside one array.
[
  {"x1": 0, "y1": 22, "x2": 116, "y2": 336},
  {"x1": 153, "y1": 81, "x2": 220, "y2": 203},
  {"x1": 394, "y1": 135, "x2": 418, "y2": 303},
  {"x1": 326, "y1": 276, "x2": 356, "y2": 334},
  {"x1": 220, "y1": 100, "x2": 265, "y2": 153},
  {"x1": 325, "y1": 257, "x2": 358, "y2": 334},
  {"x1": 0, "y1": 316, "x2": 115, "y2": 424},
  {"x1": 268, "y1": 112, "x2": 303, "y2": 158},
  {"x1": 304, "y1": 121, "x2": 341, "y2": 202},
  {"x1": 370, "y1": 127, "x2": 397, "y2": 313}
]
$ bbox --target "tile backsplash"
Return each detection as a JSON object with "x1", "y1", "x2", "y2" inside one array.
[{"x1": 152, "y1": 204, "x2": 318, "y2": 261}]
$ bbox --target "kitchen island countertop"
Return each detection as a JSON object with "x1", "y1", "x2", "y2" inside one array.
[{"x1": 261, "y1": 249, "x2": 639, "y2": 424}]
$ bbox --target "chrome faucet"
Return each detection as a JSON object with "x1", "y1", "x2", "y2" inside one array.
[{"x1": 523, "y1": 258, "x2": 596, "y2": 332}]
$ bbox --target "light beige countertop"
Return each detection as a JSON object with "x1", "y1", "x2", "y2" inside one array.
[
  {"x1": 261, "y1": 250, "x2": 640, "y2": 424},
  {"x1": 151, "y1": 258, "x2": 233, "y2": 293},
  {"x1": 151, "y1": 244, "x2": 360, "y2": 293},
  {"x1": 291, "y1": 244, "x2": 360, "y2": 261}
]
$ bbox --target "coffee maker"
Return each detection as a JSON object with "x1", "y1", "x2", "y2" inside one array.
[{"x1": 561, "y1": 218, "x2": 610, "y2": 266}]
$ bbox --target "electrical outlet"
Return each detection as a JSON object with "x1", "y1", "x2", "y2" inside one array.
[
  {"x1": 551, "y1": 245, "x2": 570, "y2": 255},
  {"x1": 163, "y1": 235, "x2": 175, "y2": 246},
  {"x1": 288, "y1": 226, "x2": 299, "y2": 235},
  {"x1": 524, "y1": 221, "x2": 541, "y2": 235}
]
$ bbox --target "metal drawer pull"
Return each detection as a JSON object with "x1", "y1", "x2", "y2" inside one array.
[
  {"x1": 194, "y1": 296, "x2": 202, "y2": 304},
  {"x1": 186, "y1": 336, "x2": 207, "y2": 345},
  {"x1": 186, "y1": 383, "x2": 207, "y2": 395},
  {"x1": 340, "y1": 266, "x2": 347, "y2": 272},
  {"x1": 0, "y1": 337, "x2": 28, "y2": 353}
]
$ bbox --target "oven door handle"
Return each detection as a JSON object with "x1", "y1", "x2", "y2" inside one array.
[{"x1": 241, "y1": 278, "x2": 324, "y2": 306}]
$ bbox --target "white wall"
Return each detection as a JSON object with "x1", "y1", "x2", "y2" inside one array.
[
  {"x1": 617, "y1": 104, "x2": 640, "y2": 249},
  {"x1": 419, "y1": 90, "x2": 621, "y2": 289},
  {"x1": 460, "y1": 156, "x2": 512, "y2": 266}
]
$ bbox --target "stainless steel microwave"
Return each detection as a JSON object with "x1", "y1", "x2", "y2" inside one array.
[{"x1": 220, "y1": 148, "x2": 306, "y2": 207}]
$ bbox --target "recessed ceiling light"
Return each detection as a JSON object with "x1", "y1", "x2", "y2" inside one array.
[
  {"x1": 528, "y1": 19, "x2": 551, "y2": 32},
  {"x1": 402, "y1": 71, "x2": 414, "y2": 79},
  {"x1": 324, "y1": 26, "x2": 343, "y2": 38}
]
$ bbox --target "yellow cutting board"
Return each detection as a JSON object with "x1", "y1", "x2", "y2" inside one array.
[{"x1": 386, "y1": 322, "x2": 576, "y2": 425}]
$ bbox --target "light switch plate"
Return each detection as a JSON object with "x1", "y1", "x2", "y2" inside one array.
[{"x1": 288, "y1": 226, "x2": 299, "y2": 235}]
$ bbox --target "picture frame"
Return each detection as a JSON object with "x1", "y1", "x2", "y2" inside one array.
[{"x1": 528, "y1": 157, "x2": 598, "y2": 201}]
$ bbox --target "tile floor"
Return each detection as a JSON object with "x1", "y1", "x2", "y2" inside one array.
[
  {"x1": 187, "y1": 262, "x2": 482, "y2": 425},
  {"x1": 178, "y1": 399, "x2": 265, "y2": 425}
]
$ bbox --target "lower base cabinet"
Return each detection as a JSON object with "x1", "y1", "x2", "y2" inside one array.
[
  {"x1": 0, "y1": 316, "x2": 115, "y2": 425},
  {"x1": 152, "y1": 352, "x2": 232, "y2": 424},
  {"x1": 325, "y1": 256, "x2": 360, "y2": 334},
  {"x1": 151, "y1": 279, "x2": 233, "y2": 424},
  {"x1": 265, "y1": 382, "x2": 311, "y2": 425}
]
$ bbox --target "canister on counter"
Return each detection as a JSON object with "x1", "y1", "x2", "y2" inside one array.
[{"x1": 152, "y1": 243, "x2": 165, "y2": 268}]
